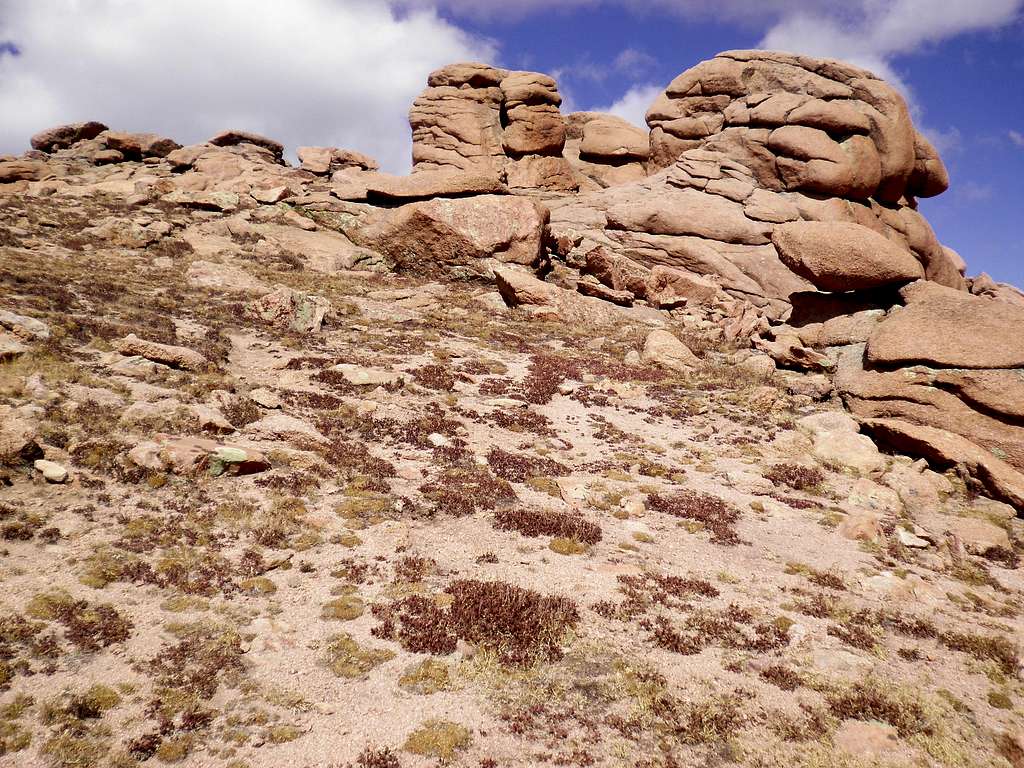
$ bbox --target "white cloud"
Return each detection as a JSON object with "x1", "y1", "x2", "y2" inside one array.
[
  {"x1": 592, "y1": 83, "x2": 664, "y2": 128},
  {"x1": 758, "y1": 1, "x2": 1023, "y2": 88},
  {"x1": 613, "y1": 48, "x2": 657, "y2": 77},
  {"x1": 958, "y1": 180, "x2": 994, "y2": 201},
  {"x1": 1011, "y1": 130, "x2": 1024, "y2": 147},
  {"x1": 0, "y1": 0, "x2": 494, "y2": 172},
  {"x1": 921, "y1": 126, "x2": 962, "y2": 156}
]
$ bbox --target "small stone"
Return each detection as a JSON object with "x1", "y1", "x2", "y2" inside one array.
[
  {"x1": 330, "y1": 364, "x2": 405, "y2": 387},
  {"x1": 834, "y1": 720, "x2": 901, "y2": 759},
  {"x1": 34, "y1": 459, "x2": 68, "y2": 483},
  {"x1": 896, "y1": 528, "x2": 929, "y2": 548},
  {"x1": 249, "y1": 388, "x2": 282, "y2": 409}
]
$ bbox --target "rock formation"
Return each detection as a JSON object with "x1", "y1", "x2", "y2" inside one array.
[
  {"x1": 2, "y1": 48, "x2": 1023, "y2": 768},
  {"x1": 4, "y1": 49, "x2": 1023, "y2": 510}
]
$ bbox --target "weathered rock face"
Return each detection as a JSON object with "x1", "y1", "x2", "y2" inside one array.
[
  {"x1": 350, "y1": 195, "x2": 549, "y2": 277},
  {"x1": 563, "y1": 112, "x2": 650, "y2": 190},
  {"x1": 409, "y1": 62, "x2": 576, "y2": 191},
  {"x1": 645, "y1": 50, "x2": 946, "y2": 204},
  {"x1": 866, "y1": 281, "x2": 1024, "y2": 369},
  {"x1": 297, "y1": 146, "x2": 378, "y2": 175},
  {"x1": 31, "y1": 121, "x2": 109, "y2": 152},
  {"x1": 772, "y1": 221, "x2": 924, "y2": 292},
  {"x1": 831, "y1": 281, "x2": 1024, "y2": 494},
  {"x1": 208, "y1": 130, "x2": 285, "y2": 163}
]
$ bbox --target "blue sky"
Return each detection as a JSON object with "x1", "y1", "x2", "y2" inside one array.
[{"x1": 1, "y1": 1, "x2": 1021, "y2": 285}]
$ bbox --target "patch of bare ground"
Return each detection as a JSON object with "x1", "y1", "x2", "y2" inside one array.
[{"x1": 0, "y1": 188, "x2": 1020, "y2": 768}]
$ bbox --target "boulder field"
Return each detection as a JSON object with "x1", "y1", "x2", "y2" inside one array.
[
  {"x1": 1, "y1": 49, "x2": 1023, "y2": 768},
  {"x1": 7, "y1": 49, "x2": 1018, "y2": 510}
]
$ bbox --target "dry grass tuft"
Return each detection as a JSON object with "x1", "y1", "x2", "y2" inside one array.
[
  {"x1": 494, "y1": 507, "x2": 601, "y2": 545},
  {"x1": 373, "y1": 579, "x2": 579, "y2": 665}
]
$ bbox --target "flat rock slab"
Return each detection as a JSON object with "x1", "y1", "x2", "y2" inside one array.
[
  {"x1": 867, "y1": 281, "x2": 1024, "y2": 369},
  {"x1": 112, "y1": 334, "x2": 209, "y2": 372},
  {"x1": 863, "y1": 418, "x2": 1024, "y2": 511},
  {"x1": 331, "y1": 364, "x2": 406, "y2": 387}
]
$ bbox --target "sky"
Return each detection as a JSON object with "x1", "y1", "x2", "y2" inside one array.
[{"x1": 0, "y1": 1, "x2": 1021, "y2": 285}]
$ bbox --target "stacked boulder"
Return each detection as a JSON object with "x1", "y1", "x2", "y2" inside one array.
[
  {"x1": 409, "y1": 62, "x2": 576, "y2": 191},
  {"x1": 563, "y1": 112, "x2": 650, "y2": 189}
]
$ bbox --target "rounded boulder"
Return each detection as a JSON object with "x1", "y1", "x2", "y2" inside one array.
[{"x1": 772, "y1": 220, "x2": 924, "y2": 292}]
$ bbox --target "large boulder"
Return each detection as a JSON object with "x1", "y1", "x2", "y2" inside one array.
[
  {"x1": 579, "y1": 115, "x2": 649, "y2": 162},
  {"x1": 863, "y1": 419, "x2": 1024, "y2": 511},
  {"x1": 493, "y1": 265, "x2": 616, "y2": 324},
  {"x1": 641, "y1": 329, "x2": 700, "y2": 373},
  {"x1": 351, "y1": 195, "x2": 548, "y2": 277},
  {"x1": 111, "y1": 334, "x2": 209, "y2": 372},
  {"x1": 646, "y1": 50, "x2": 930, "y2": 204},
  {"x1": 0, "y1": 160, "x2": 48, "y2": 183},
  {"x1": 409, "y1": 63, "x2": 575, "y2": 191},
  {"x1": 31, "y1": 121, "x2": 109, "y2": 152},
  {"x1": 297, "y1": 146, "x2": 378, "y2": 175},
  {"x1": 866, "y1": 281, "x2": 1024, "y2": 369},
  {"x1": 208, "y1": 130, "x2": 285, "y2": 163},
  {"x1": 837, "y1": 347, "x2": 1024, "y2": 473},
  {"x1": 364, "y1": 169, "x2": 507, "y2": 201},
  {"x1": 772, "y1": 220, "x2": 924, "y2": 291},
  {"x1": 101, "y1": 131, "x2": 181, "y2": 159},
  {"x1": 409, "y1": 62, "x2": 510, "y2": 175}
]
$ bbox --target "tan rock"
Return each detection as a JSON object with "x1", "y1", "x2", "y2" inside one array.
[
  {"x1": 866, "y1": 281, "x2": 1024, "y2": 369},
  {"x1": 129, "y1": 434, "x2": 269, "y2": 476},
  {"x1": 583, "y1": 248, "x2": 650, "y2": 297},
  {"x1": 646, "y1": 266, "x2": 720, "y2": 308},
  {"x1": 251, "y1": 286, "x2": 330, "y2": 333},
  {"x1": 101, "y1": 131, "x2": 180, "y2": 159},
  {"x1": 112, "y1": 334, "x2": 209, "y2": 372},
  {"x1": 863, "y1": 418, "x2": 1024, "y2": 510},
  {"x1": 0, "y1": 331, "x2": 28, "y2": 362},
  {"x1": 208, "y1": 130, "x2": 284, "y2": 163},
  {"x1": 944, "y1": 516, "x2": 1012, "y2": 555},
  {"x1": 772, "y1": 220, "x2": 924, "y2": 291},
  {"x1": 606, "y1": 187, "x2": 772, "y2": 245},
  {"x1": 162, "y1": 189, "x2": 241, "y2": 212},
  {"x1": 647, "y1": 50, "x2": 919, "y2": 202},
  {"x1": 797, "y1": 410, "x2": 885, "y2": 475},
  {"x1": 505, "y1": 155, "x2": 577, "y2": 191},
  {"x1": 493, "y1": 266, "x2": 617, "y2": 325},
  {"x1": 579, "y1": 115, "x2": 649, "y2": 161},
  {"x1": 330, "y1": 364, "x2": 406, "y2": 388},
  {"x1": 907, "y1": 130, "x2": 949, "y2": 198},
  {"x1": 410, "y1": 65, "x2": 508, "y2": 173},
  {"x1": 641, "y1": 329, "x2": 700, "y2": 373},
  {"x1": 0, "y1": 160, "x2": 48, "y2": 183},
  {"x1": 34, "y1": 459, "x2": 68, "y2": 483},
  {"x1": 503, "y1": 103, "x2": 565, "y2": 155},
  {"x1": 31, "y1": 121, "x2": 108, "y2": 151},
  {"x1": 364, "y1": 170, "x2": 507, "y2": 201},
  {"x1": 753, "y1": 335, "x2": 834, "y2": 373},
  {"x1": 352, "y1": 195, "x2": 547, "y2": 276},
  {"x1": 0, "y1": 405, "x2": 40, "y2": 464},
  {"x1": 0, "y1": 311, "x2": 49, "y2": 341},
  {"x1": 297, "y1": 146, "x2": 378, "y2": 175},
  {"x1": 247, "y1": 222, "x2": 385, "y2": 273},
  {"x1": 837, "y1": 355, "x2": 1024, "y2": 473},
  {"x1": 839, "y1": 511, "x2": 883, "y2": 542}
]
